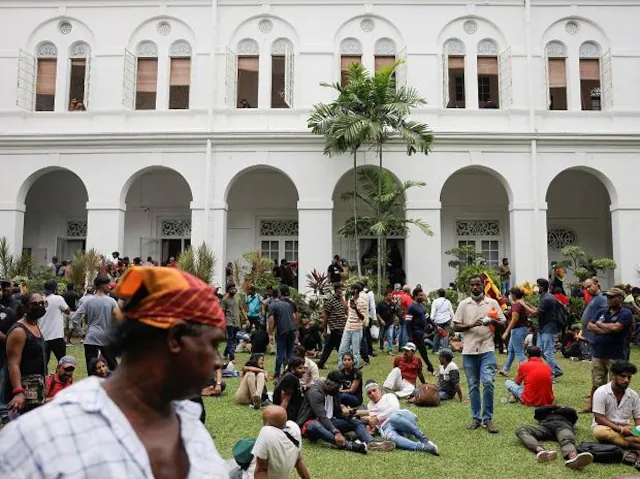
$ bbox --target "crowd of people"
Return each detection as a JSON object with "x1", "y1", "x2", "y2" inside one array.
[{"x1": 0, "y1": 250, "x2": 640, "y2": 477}]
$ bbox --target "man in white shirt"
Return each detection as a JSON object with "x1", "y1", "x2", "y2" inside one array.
[
  {"x1": 294, "y1": 345, "x2": 319, "y2": 389},
  {"x1": 430, "y1": 288, "x2": 454, "y2": 352},
  {"x1": 252, "y1": 405, "x2": 311, "y2": 479},
  {"x1": 592, "y1": 360, "x2": 640, "y2": 449},
  {"x1": 40, "y1": 279, "x2": 70, "y2": 366}
]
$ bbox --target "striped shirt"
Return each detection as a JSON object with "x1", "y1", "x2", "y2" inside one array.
[
  {"x1": 346, "y1": 292, "x2": 369, "y2": 331},
  {"x1": 323, "y1": 294, "x2": 347, "y2": 331}
]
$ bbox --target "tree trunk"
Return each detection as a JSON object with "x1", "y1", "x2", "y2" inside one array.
[
  {"x1": 376, "y1": 144, "x2": 383, "y2": 297},
  {"x1": 353, "y1": 149, "x2": 362, "y2": 277}
]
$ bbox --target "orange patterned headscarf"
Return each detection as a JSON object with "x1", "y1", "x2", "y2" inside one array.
[{"x1": 114, "y1": 267, "x2": 224, "y2": 330}]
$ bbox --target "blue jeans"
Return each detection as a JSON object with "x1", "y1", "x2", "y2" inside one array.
[
  {"x1": 503, "y1": 326, "x2": 528, "y2": 373},
  {"x1": 380, "y1": 324, "x2": 395, "y2": 351},
  {"x1": 381, "y1": 410, "x2": 429, "y2": 451},
  {"x1": 338, "y1": 329, "x2": 363, "y2": 369},
  {"x1": 501, "y1": 280, "x2": 510, "y2": 297},
  {"x1": 305, "y1": 417, "x2": 373, "y2": 444},
  {"x1": 275, "y1": 331, "x2": 296, "y2": 377},
  {"x1": 224, "y1": 325, "x2": 238, "y2": 361},
  {"x1": 398, "y1": 320, "x2": 409, "y2": 349},
  {"x1": 463, "y1": 352, "x2": 497, "y2": 422},
  {"x1": 538, "y1": 332, "x2": 562, "y2": 376},
  {"x1": 505, "y1": 379, "x2": 524, "y2": 401},
  {"x1": 340, "y1": 393, "x2": 363, "y2": 407},
  {"x1": 439, "y1": 390, "x2": 454, "y2": 401}
]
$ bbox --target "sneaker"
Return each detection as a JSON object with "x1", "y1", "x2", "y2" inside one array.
[
  {"x1": 424, "y1": 440, "x2": 440, "y2": 456},
  {"x1": 565, "y1": 452, "x2": 593, "y2": 470},
  {"x1": 483, "y1": 420, "x2": 500, "y2": 434},
  {"x1": 346, "y1": 441, "x2": 368, "y2": 454},
  {"x1": 497, "y1": 370, "x2": 508, "y2": 377},
  {"x1": 467, "y1": 420, "x2": 482, "y2": 430},
  {"x1": 536, "y1": 450, "x2": 558, "y2": 463},
  {"x1": 251, "y1": 395, "x2": 261, "y2": 410},
  {"x1": 367, "y1": 441, "x2": 395, "y2": 452}
]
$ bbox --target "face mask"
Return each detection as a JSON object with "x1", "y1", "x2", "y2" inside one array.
[
  {"x1": 471, "y1": 292, "x2": 484, "y2": 301},
  {"x1": 27, "y1": 306, "x2": 46, "y2": 321}
]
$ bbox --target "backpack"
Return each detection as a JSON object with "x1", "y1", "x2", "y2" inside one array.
[
  {"x1": 576, "y1": 442, "x2": 623, "y2": 463},
  {"x1": 554, "y1": 299, "x2": 570, "y2": 328},
  {"x1": 247, "y1": 295, "x2": 262, "y2": 317},
  {"x1": 413, "y1": 383, "x2": 441, "y2": 407}
]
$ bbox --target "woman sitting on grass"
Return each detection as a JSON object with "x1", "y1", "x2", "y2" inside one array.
[{"x1": 235, "y1": 353, "x2": 269, "y2": 409}]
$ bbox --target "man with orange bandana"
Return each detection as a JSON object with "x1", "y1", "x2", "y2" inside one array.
[{"x1": 0, "y1": 267, "x2": 229, "y2": 478}]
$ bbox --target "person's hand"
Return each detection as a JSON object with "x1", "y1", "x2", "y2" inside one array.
[
  {"x1": 8, "y1": 393, "x2": 25, "y2": 411},
  {"x1": 501, "y1": 332, "x2": 509, "y2": 342},
  {"x1": 334, "y1": 432, "x2": 346, "y2": 447},
  {"x1": 620, "y1": 425, "x2": 634, "y2": 436},
  {"x1": 213, "y1": 384, "x2": 222, "y2": 396},
  {"x1": 368, "y1": 416, "x2": 378, "y2": 427},
  {"x1": 472, "y1": 319, "x2": 484, "y2": 328}
]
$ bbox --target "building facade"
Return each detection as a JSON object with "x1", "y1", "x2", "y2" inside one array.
[{"x1": 0, "y1": 0, "x2": 639, "y2": 291}]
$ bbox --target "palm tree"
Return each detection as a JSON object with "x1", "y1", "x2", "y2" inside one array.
[
  {"x1": 309, "y1": 62, "x2": 433, "y2": 293},
  {"x1": 340, "y1": 167, "x2": 433, "y2": 288}
]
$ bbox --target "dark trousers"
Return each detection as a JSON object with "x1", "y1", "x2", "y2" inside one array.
[
  {"x1": 360, "y1": 327, "x2": 372, "y2": 362},
  {"x1": 515, "y1": 423, "x2": 577, "y2": 459},
  {"x1": 45, "y1": 339, "x2": 67, "y2": 369},
  {"x1": 318, "y1": 329, "x2": 343, "y2": 368},
  {"x1": 84, "y1": 344, "x2": 118, "y2": 373},
  {"x1": 411, "y1": 333, "x2": 434, "y2": 373},
  {"x1": 224, "y1": 325, "x2": 238, "y2": 361},
  {"x1": 275, "y1": 331, "x2": 296, "y2": 377}
]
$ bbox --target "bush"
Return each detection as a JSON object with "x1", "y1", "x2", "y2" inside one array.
[{"x1": 427, "y1": 288, "x2": 460, "y2": 311}]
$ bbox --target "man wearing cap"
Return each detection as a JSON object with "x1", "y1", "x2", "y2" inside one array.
[
  {"x1": 586, "y1": 287, "x2": 633, "y2": 410},
  {"x1": 0, "y1": 267, "x2": 229, "y2": 477},
  {"x1": 40, "y1": 279, "x2": 71, "y2": 366},
  {"x1": 71, "y1": 275, "x2": 120, "y2": 372},
  {"x1": 383, "y1": 342, "x2": 426, "y2": 399},
  {"x1": 45, "y1": 355, "x2": 76, "y2": 401}
]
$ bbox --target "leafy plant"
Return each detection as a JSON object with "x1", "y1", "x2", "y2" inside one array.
[
  {"x1": 235, "y1": 252, "x2": 279, "y2": 293},
  {"x1": 0, "y1": 237, "x2": 34, "y2": 279},
  {"x1": 556, "y1": 245, "x2": 616, "y2": 282},
  {"x1": 445, "y1": 247, "x2": 499, "y2": 293},
  {"x1": 177, "y1": 242, "x2": 216, "y2": 284},
  {"x1": 306, "y1": 269, "x2": 330, "y2": 295},
  {"x1": 445, "y1": 246, "x2": 486, "y2": 275},
  {"x1": 68, "y1": 249, "x2": 102, "y2": 291}
]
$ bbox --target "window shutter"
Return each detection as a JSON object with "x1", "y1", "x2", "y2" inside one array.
[
  {"x1": 548, "y1": 59, "x2": 567, "y2": 88},
  {"x1": 448, "y1": 56, "x2": 464, "y2": 69},
  {"x1": 477, "y1": 57, "x2": 498, "y2": 75},
  {"x1": 225, "y1": 48, "x2": 238, "y2": 107},
  {"x1": 136, "y1": 58, "x2": 158, "y2": 92},
  {"x1": 580, "y1": 59, "x2": 600, "y2": 81},
  {"x1": 395, "y1": 47, "x2": 407, "y2": 89},
  {"x1": 341, "y1": 55, "x2": 361, "y2": 70},
  {"x1": 36, "y1": 59, "x2": 57, "y2": 95},
  {"x1": 238, "y1": 56, "x2": 259, "y2": 72},
  {"x1": 601, "y1": 50, "x2": 613, "y2": 110},
  {"x1": 170, "y1": 58, "x2": 191, "y2": 86},
  {"x1": 442, "y1": 53, "x2": 449, "y2": 108},
  {"x1": 284, "y1": 46, "x2": 294, "y2": 108},
  {"x1": 375, "y1": 55, "x2": 395, "y2": 73},
  {"x1": 122, "y1": 49, "x2": 137, "y2": 109},
  {"x1": 83, "y1": 54, "x2": 91, "y2": 107},
  {"x1": 16, "y1": 49, "x2": 36, "y2": 111},
  {"x1": 498, "y1": 48, "x2": 513, "y2": 108}
]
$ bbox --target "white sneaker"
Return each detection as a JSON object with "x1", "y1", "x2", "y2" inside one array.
[
  {"x1": 565, "y1": 452, "x2": 593, "y2": 470},
  {"x1": 536, "y1": 450, "x2": 557, "y2": 463}
]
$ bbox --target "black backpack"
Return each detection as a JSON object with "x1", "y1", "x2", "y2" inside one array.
[
  {"x1": 554, "y1": 299, "x2": 570, "y2": 328},
  {"x1": 576, "y1": 442, "x2": 624, "y2": 463}
]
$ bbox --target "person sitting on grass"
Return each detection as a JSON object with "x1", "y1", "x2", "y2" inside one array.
[
  {"x1": 250, "y1": 323, "x2": 270, "y2": 355},
  {"x1": 45, "y1": 355, "x2": 76, "y2": 401},
  {"x1": 561, "y1": 325, "x2": 582, "y2": 360},
  {"x1": 298, "y1": 317, "x2": 322, "y2": 357},
  {"x1": 383, "y1": 342, "x2": 425, "y2": 400},
  {"x1": 355, "y1": 381, "x2": 440, "y2": 455},
  {"x1": 88, "y1": 357, "x2": 112, "y2": 378},
  {"x1": 236, "y1": 353, "x2": 269, "y2": 409},
  {"x1": 273, "y1": 357, "x2": 306, "y2": 421},
  {"x1": 515, "y1": 405, "x2": 594, "y2": 470},
  {"x1": 505, "y1": 346, "x2": 555, "y2": 407},
  {"x1": 293, "y1": 345, "x2": 319, "y2": 390},
  {"x1": 592, "y1": 361, "x2": 640, "y2": 450},
  {"x1": 296, "y1": 370, "x2": 395, "y2": 454},
  {"x1": 437, "y1": 349, "x2": 463, "y2": 401},
  {"x1": 339, "y1": 352, "x2": 363, "y2": 407},
  {"x1": 201, "y1": 365, "x2": 226, "y2": 397}
]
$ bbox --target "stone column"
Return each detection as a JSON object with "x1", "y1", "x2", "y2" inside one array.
[
  {"x1": 85, "y1": 202, "x2": 126, "y2": 256},
  {"x1": 610, "y1": 207, "x2": 640, "y2": 284},
  {"x1": 405, "y1": 201, "x2": 442, "y2": 291},
  {"x1": 509, "y1": 203, "x2": 548, "y2": 284},
  {"x1": 211, "y1": 202, "x2": 228, "y2": 290},
  {"x1": 0, "y1": 202, "x2": 26, "y2": 255},
  {"x1": 297, "y1": 200, "x2": 333, "y2": 292}
]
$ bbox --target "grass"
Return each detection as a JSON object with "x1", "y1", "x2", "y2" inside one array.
[{"x1": 58, "y1": 344, "x2": 639, "y2": 479}]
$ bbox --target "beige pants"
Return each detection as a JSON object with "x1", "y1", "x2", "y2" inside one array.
[
  {"x1": 593, "y1": 425, "x2": 639, "y2": 448},
  {"x1": 235, "y1": 372, "x2": 266, "y2": 405}
]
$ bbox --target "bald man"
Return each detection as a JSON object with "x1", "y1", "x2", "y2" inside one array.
[{"x1": 252, "y1": 405, "x2": 311, "y2": 479}]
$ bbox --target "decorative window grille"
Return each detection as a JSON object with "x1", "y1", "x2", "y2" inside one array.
[
  {"x1": 547, "y1": 228, "x2": 577, "y2": 250},
  {"x1": 161, "y1": 220, "x2": 191, "y2": 237},
  {"x1": 260, "y1": 220, "x2": 299, "y2": 236},
  {"x1": 66, "y1": 221, "x2": 87, "y2": 238},
  {"x1": 456, "y1": 220, "x2": 500, "y2": 237}
]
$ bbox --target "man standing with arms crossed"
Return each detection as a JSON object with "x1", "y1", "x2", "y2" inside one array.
[{"x1": 454, "y1": 275, "x2": 505, "y2": 433}]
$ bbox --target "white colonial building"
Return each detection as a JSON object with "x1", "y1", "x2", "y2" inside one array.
[{"x1": 0, "y1": 0, "x2": 639, "y2": 291}]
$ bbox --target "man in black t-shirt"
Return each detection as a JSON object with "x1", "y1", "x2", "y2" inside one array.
[
  {"x1": 327, "y1": 255, "x2": 343, "y2": 284},
  {"x1": 377, "y1": 290, "x2": 399, "y2": 353},
  {"x1": 273, "y1": 357, "x2": 306, "y2": 421}
]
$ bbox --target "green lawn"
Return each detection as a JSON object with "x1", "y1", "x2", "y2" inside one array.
[{"x1": 59, "y1": 344, "x2": 640, "y2": 479}]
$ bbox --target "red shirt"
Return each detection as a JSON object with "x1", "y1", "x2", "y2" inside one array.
[
  {"x1": 45, "y1": 374, "x2": 73, "y2": 399},
  {"x1": 393, "y1": 355, "x2": 422, "y2": 385},
  {"x1": 515, "y1": 357, "x2": 554, "y2": 406},
  {"x1": 399, "y1": 293, "x2": 412, "y2": 318}
]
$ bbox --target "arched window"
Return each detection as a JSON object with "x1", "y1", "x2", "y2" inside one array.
[
  {"x1": 374, "y1": 38, "x2": 396, "y2": 72},
  {"x1": 135, "y1": 41, "x2": 158, "y2": 110},
  {"x1": 234, "y1": 38, "x2": 259, "y2": 108},
  {"x1": 477, "y1": 39, "x2": 499, "y2": 108},
  {"x1": 271, "y1": 38, "x2": 294, "y2": 108},
  {"x1": 443, "y1": 39, "x2": 465, "y2": 109},
  {"x1": 579, "y1": 41, "x2": 601, "y2": 111},
  {"x1": 68, "y1": 42, "x2": 90, "y2": 111},
  {"x1": 35, "y1": 42, "x2": 58, "y2": 111},
  {"x1": 545, "y1": 41, "x2": 568, "y2": 110},
  {"x1": 340, "y1": 38, "x2": 362, "y2": 86},
  {"x1": 169, "y1": 40, "x2": 192, "y2": 110}
]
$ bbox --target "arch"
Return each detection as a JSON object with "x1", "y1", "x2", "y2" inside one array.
[
  {"x1": 340, "y1": 37, "x2": 362, "y2": 55},
  {"x1": 374, "y1": 37, "x2": 396, "y2": 56},
  {"x1": 224, "y1": 165, "x2": 300, "y2": 203},
  {"x1": 228, "y1": 14, "x2": 300, "y2": 51},
  {"x1": 544, "y1": 166, "x2": 617, "y2": 206},
  {"x1": 444, "y1": 38, "x2": 466, "y2": 55},
  {"x1": 580, "y1": 41, "x2": 601, "y2": 58},
  {"x1": 119, "y1": 166, "x2": 194, "y2": 205},
  {"x1": 437, "y1": 15, "x2": 507, "y2": 51},
  {"x1": 540, "y1": 16, "x2": 609, "y2": 54},
  {"x1": 237, "y1": 38, "x2": 259, "y2": 56},
  {"x1": 137, "y1": 40, "x2": 158, "y2": 57},
  {"x1": 69, "y1": 41, "x2": 90, "y2": 59},
  {"x1": 332, "y1": 165, "x2": 404, "y2": 201},
  {"x1": 26, "y1": 16, "x2": 96, "y2": 52},
  {"x1": 271, "y1": 38, "x2": 293, "y2": 55},
  {"x1": 18, "y1": 166, "x2": 89, "y2": 205},
  {"x1": 477, "y1": 38, "x2": 499, "y2": 56},
  {"x1": 169, "y1": 39, "x2": 192, "y2": 57},
  {"x1": 333, "y1": 14, "x2": 404, "y2": 47},
  {"x1": 439, "y1": 165, "x2": 514, "y2": 205},
  {"x1": 128, "y1": 15, "x2": 196, "y2": 53},
  {"x1": 546, "y1": 40, "x2": 567, "y2": 58}
]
